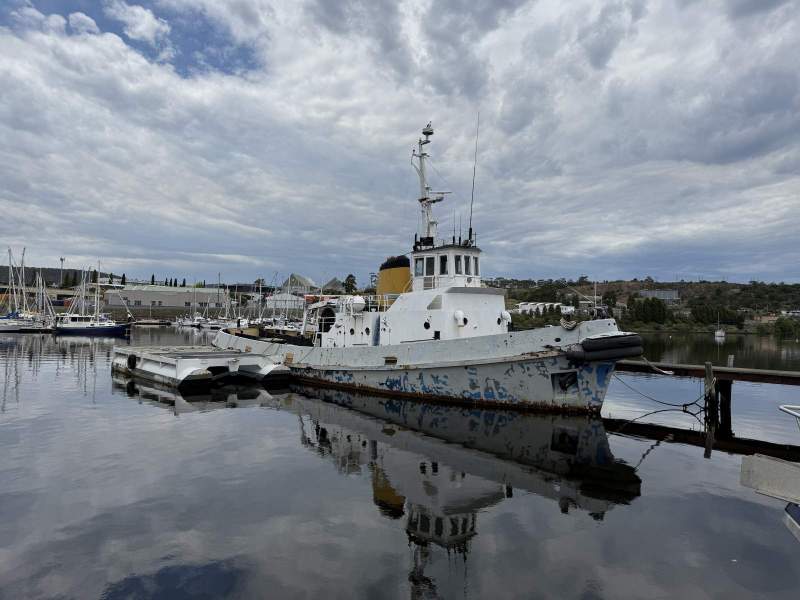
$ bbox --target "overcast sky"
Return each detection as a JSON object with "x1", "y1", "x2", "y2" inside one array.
[{"x1": 1, "y1": 0, "x2": 798, "y2": 285}]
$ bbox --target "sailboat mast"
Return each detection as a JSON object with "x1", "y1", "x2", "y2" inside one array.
[
  {"x1": 95, "y1": 261, "x2": 100, "y2": 321},
  {"x1": 20, "y1": 248, "x2": 29, "y2": 314},
  {"x1": 7, "y1": 249, "x2": 15, "y2": 314}
]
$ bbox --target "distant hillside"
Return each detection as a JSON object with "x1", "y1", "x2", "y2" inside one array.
[
  {"x1": 506, "y1": 278, "x2": 800, "y2": 312},
  {"x1": 0, "y1": 266, "x2": 107, "y2": 287}
]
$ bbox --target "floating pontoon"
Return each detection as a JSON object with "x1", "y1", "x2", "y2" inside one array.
[{"x1": 112, "y1": 345, "x2": 289, "y2": 387}]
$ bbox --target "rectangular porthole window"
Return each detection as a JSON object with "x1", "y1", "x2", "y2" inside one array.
[
  {"x1": 455, "y1": 255, "x2": 462, "y2": 274},
  {"x1": 425, "y1": 256, "x2": 435, "y2": 276},
  {"x1": 414, "y1": 258, "x2": 424, "y2": 277},
  {"x1": 439, "y1": 255, "x2": 448, "y2": 275},
  {"x1": 465, "y1": 256, "x2": 472, "y2": 275}
]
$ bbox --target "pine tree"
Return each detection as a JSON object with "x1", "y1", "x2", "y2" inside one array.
[
  {"x1": 121, "y1": 273, "x2": 126, "y2": 285},
  {"x1": 181, "y1": 278, "x2": 186, "y2": 287},
  {"x1": 151, "y1": 274, "x2": 155, "y2": 285}
]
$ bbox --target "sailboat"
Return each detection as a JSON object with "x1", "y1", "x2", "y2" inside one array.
[
  {"x1": 0, "y1": 249, "x2": 54, "y2": 333},
  {"x1": 714, "y1": 312, "x2": 725, "y2": 341},
  {"x1": 54, "y1": 266, "x2": 130, "y2": 337}
]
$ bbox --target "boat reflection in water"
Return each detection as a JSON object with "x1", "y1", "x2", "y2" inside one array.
[
  {"x1": 112, "y1": 376, "x2": 274, "y2": 415},
  {"x1": 115, "y1": 378, "x2": 641, "y2": 596},
  {"x1": 117, "y1": 378, "x2": 642, "y2": 515},
  {"x1": 286, "y1": 385, "x2": 641, "y2": 515}
]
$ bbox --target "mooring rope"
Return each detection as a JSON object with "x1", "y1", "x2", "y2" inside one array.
[
  {"x1": 641, "y1": 355, "x2": 674, "y2": 375},
  {"x1": 612, "y1": 373, "x2": 710, "y2": 410}
]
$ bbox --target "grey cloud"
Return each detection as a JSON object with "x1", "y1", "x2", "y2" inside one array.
[
  {"x1": 725, "y1": 0, "x2": 791, "y2": 19},
  {"x1": 418, "y1": 0, "x2": 528, "y2": 98},
  {"x1": 10, "y1": 6, "x2": 66, "y2": 33},
  {"x1": 67, "y1": 12, "x2": 100, "y2": 35},
  {"x1": 305, "y1": 0, "x2": 413, "y2": 79},
  {"x1": 496, "y1": 73, "x2": 559, "y2": 149},
  {"x1": 1, "y1": 0, "x2": 799, "y2": 283},
  {"x1": 103, "y1": 0, "x2": 171, "y2": 47},
  {"x1": 578, "y1": 1, "x2": 643, "y2": 70}
]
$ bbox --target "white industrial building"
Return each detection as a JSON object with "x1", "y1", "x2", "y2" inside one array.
[
  {"x1": 105, "y1": 285, "x2": 230, "y2": 309},
  {"x1": 516, "y1": 302, "x2": 571, "y2": 315},
  {"x1": 262, "y1": 292, "x2": 306, "y2": 311},
  {"x1": 638, "y1": 289, "x2": 680, "y2": 304}
]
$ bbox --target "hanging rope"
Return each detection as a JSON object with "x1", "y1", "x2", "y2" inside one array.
[
  {"x1": 633, "y1": 438, "x2": 662, "y2": 470},
  {"x1": 613, "y1": 373, "x2": 709, "y2": 410},
  {"x1": 641, "y1": 355, "x2": 674, "y2": 375}
]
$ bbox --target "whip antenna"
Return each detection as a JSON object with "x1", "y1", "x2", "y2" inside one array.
[{"x1": 468, "y1": 110, "x2": 480, "y2": 242}]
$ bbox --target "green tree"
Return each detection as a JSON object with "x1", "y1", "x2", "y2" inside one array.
[
  {"x1": 603, "y1": 291, "x2": 617, "y2": 307},
  {"x1": 774, "y1": 317, "x2": 800, "y2": 339},
  {"x1": 109, "y1": 272, "x2": 114, "y2": 284},
  {"x1": 121, "y1": 273, "x2": 126, "y2": 285},
  {"x1": 150, "y1": 274, "x2": 155, "y2": 285},
  {"x1": 182, "y1": 278, "x2": 186, "y2": 287},
  {"x1": 344, "y1": 274, "x2": 357, "y2": 294},
  {"x1": 91, "y1": 270, "x2": 98, "y2": 283}
]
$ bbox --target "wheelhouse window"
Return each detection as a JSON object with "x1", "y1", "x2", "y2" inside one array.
[
  {"x1": 439, "y1": 255, "x2": 448, "y2": 275},
  {"x1": 425, "y1": 256, "x2": 435, "y2": 277},
  {"x1": 455, "y1": 255, "x2": 462, "y2": 274},
  {"x1": 474, "y1": 257, "x2": 480, "y2": 276},
  {"x1": 464, "y1": 256, "x2": 472, "y2": 275},
  {"x1": 414, "y1": 258, "x2": 425, "y2": 277}
]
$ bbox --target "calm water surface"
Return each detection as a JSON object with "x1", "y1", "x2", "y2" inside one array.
[
  {"x1": 1, "y1": 329, "x2": 799, "y2": 599},
  {"x1": 641, "y1": 332, "x2": 800, "y2": 371}
]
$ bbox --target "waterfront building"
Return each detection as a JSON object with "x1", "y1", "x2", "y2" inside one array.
[
  {"x1": 322, "y1": 278, "x2": 345, "y2": 293},
  {"x1": 281, "y1": 273, "x2": 317, "y2": 294},
  {"x1": 262, "y1": 292, "x2": 306, "y2": 311},
  {"x1": 516, "y1": 302, "x2": 566, "y2": 315},
  {"x1": 639, "y1": 289, "x2": 680, "y2": 304},
  {"x1": 104, "y1": 285, "x2": 229, "y2": 309}
]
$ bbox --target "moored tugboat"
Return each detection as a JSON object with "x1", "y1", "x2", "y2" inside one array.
[{"x1": 215, "y1": 123, "x2": 642, "y2": 412}]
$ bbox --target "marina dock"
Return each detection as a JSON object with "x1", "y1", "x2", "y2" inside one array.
[{"x1": 617, "y1": 359, "x2": 800, "y2": 385}]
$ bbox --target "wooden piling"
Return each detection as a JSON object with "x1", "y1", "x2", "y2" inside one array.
[
  {"x1": 718, "y1": 380, "x2": 733, "y2": 440},
  {"x1": 704, "y1": 362, "x2": 717, "y2": 459}
]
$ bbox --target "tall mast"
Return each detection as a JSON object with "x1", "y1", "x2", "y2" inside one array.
[
  {"x1": 95, "y1": 261, "x2": 100, "y2": 321},
  {"x1": 20, "y1": 248, "x2": 29, "y2": 314},
  {"x1": 7, "y1": 248, "x2": 14, "y2": 314},
  {"x1": 411, "y1": 122, "x2": 448, "y2": 244}
]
